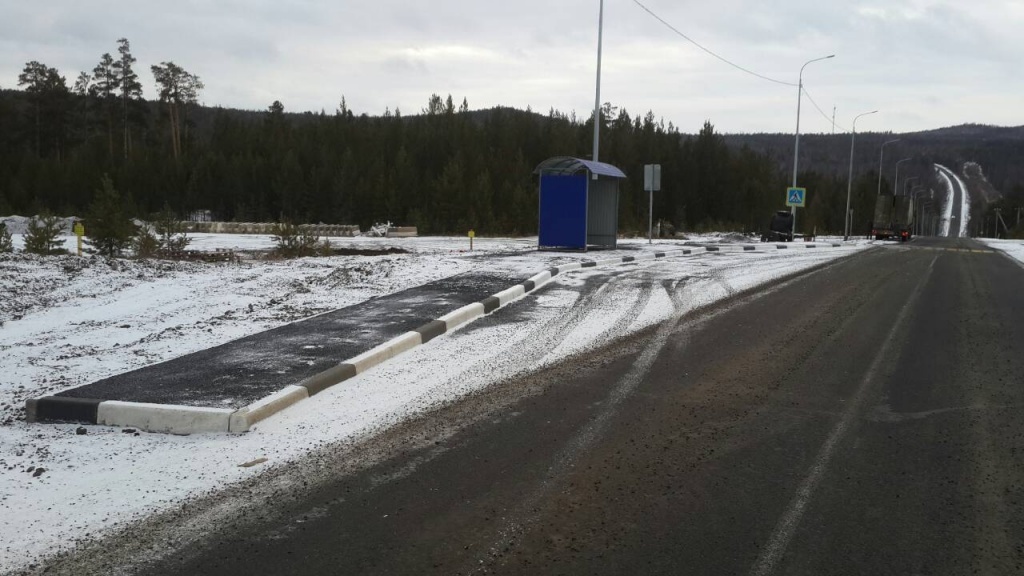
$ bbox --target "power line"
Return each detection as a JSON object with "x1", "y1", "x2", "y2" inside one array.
[
  {"x1": 802, "y1": 87, "x2": 849, "y2": 132},
  {"x1": 632, "y1": 0, "x2": 847, "y2": 132},
  {"x1": 631, "y1": 0, "x2": 797, "y2": 87}
]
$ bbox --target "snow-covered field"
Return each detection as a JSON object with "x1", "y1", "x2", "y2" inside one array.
[{"x1": 0, "y1": 232, "x2": 868, "y2": 573}]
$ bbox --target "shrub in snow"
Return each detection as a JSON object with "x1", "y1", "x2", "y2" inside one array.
[
  {"x1": 23, "y1": 211, "x2": 67, "y2": 255},
  {"x1": 132, "y1": 226, "x2": 161, "y2": 258},
  {"x1": 85, "y1": 175, "x2": 137, "y2": 258},
  {"x1": 271, "y1": 221, "x2": 320, "y2": 258},
  {"x1": 154, "y1": 205, "x2": 191, "y2": 253},
  {"x1": 0, "y1": 221, "x2": 13, "y2": 253}
]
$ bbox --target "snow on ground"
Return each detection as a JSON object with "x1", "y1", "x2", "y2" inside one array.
[
  {"x1": 980, "y1": 239, "x2": 1024, "y2": 266},
  {"x1": 953, "y1": 167, "x2": 972, "y2": 238},
  {"x1": 0, "y1": 233, "x2": 870, "y2": 572}
]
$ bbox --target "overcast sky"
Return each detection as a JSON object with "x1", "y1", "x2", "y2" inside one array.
[{"x1": 1, "y1": 0, "x2": 1021, "y2": 134}]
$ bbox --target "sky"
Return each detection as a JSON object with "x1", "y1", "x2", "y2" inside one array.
[{"x1": 1, "y1": 0, "x2": 1022, "y2": 134}]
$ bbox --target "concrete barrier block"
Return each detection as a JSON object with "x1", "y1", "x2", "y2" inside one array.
[
  {"x1": 297, "y1": 363, "x2": 358, "y2": 396},
  {"x1": 556, "y1": 262, "x2": 582, "y2": 273},
  {"x1": 25, "y1": 396, "x2": 102, "y2": 424},
  {"x1": 349, "y1": 332, "x2": 423, "y2": 374},
  {"x1": 439, "y1": 303, "x2": 486, "y2": 331},
  {"x1": 98, "y1": 401, "x2": 234, "y2": 434},
  {"x1": 494, "y1": 285, "x2": 526, "y2": 306},
  {"x1": 228, "y1": 385, "x2": 309, "y2": 433},
  {"x1": 527, "y1": 270, "x2": 552, "y2": 287},
  {"x1": 414, "y1": 319, "x2": 448, "y2": 343}
]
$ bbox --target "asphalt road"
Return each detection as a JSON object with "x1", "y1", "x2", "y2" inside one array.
[
  {"x1": 937, "y1": 164, "x2": 966, "y2": 238},
  {"x1": 51, "y1": 237, "x2": 1024, "y2": 575}
]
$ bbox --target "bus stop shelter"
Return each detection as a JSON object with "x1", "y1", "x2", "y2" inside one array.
[{"x1": 534, "y1": 156, "x2": 626, "y2": 251}]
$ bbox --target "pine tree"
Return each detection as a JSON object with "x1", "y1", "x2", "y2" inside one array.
[
  {"x1": 0, "y1": 221, "x2": 13, "y2": 253},
  {"x1": 113, "y1": 38, "x2": 143, "y2": 159},
  {"x1": 85, "y1": 174, "x2": 136, "y2": 257},
  {"x1": 271, "y1": 221, "x2": 319, "y2": 258},
  {"x1": 23, "y1": 211, "x2": 66, "y2": 255},
  {"x1": 91, "y1": 52, "x2": 118, "y2": 157},
  {"x1": 151, "y1": 62, "x2": 203, "y2": 160},
  {"x1": 153, "y1": 204, "x2": 190, "y2": 252}
]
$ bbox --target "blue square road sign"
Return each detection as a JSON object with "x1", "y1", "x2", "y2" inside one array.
[{"x1": 786, "y1": 187, "x2": 806, "y2": 207}]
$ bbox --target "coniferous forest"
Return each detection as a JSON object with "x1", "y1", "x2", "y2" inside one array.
[{"x1": 2, "y1": 38, "x2": 1023, "y2": 236}]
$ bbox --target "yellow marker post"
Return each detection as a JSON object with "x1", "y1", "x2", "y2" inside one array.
[
  {"x1": 468, "y1": 229, "x2": 475, "y2": 251},
  {"x1": 73, "y1": 222, "x2": 85, "y2": 256}
]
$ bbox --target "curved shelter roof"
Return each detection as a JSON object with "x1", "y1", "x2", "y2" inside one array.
[{"x1": 534, "y1": 156, "x2": 626, "y2": 179}]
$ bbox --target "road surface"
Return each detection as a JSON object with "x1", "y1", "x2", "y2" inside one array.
[
  {"x1": 41, "y1": 238, "x2": 1024, "y2": 576},
  {"x1": 937, "y1": 164, "x2": 968, "y2": 238}
]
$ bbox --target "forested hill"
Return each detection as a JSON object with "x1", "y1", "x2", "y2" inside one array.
[
  {"x1": 722, "y1": 124, "x2": 1024, "y2": 198},
  {"x1": 1, "y1": 81, "x2": 1022, "y2": 235}
]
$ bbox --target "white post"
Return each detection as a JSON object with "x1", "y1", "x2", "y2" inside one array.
[
  {"x1": 791, "y1": 54, "x2": 834, "y2": 238},
  {"x1": 648, "y1": 187, "x2": 653, "y2": 244},
  {"x1": 845, "y1": 110, "x2": 877, "y2": 240},
  {"x1": 592, "y1": 0, "x2": 604, "y2": 165},
  {"x1": 877, "y1": 138, "x2": 900, "y2": 196},
  {"x1": 893, "y1": 157, "x2": 911, "y2": 196}
]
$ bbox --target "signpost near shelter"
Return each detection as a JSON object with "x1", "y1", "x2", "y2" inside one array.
[
  {"x1": 644, "y1": 164, "x2": 661, "y2": 244},
  {"x1": 786, "y1": 187, "x2": 806, "y2": 236},
  {"x1": 73, "y1": 221, "x2": 85, "y2": 256},
  {"x1": 786, "y1": 187, "x2": 806, "y2": 207}
]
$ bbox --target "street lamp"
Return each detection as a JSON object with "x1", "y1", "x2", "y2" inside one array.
[
  {"x1": 893, "y1": 157, "x2": 911, "y2": 196},
  {"x1": 911, "y1": 186, "x2": 925, "y2": 235},
  {"x1": 844, "y1": 109, "x2": 878, "y2": 240},
  {"x1": 877, "y1": 138, "x2": 901, "y2": 196},
  {"x1": 903, "y1": 176, "x2": 919, "y2": 196},
  {"x1": 791, "y1": 53, "x2": 835, "y2": 236},
  {"x1": 592, "y1": 0, "x2": 604, "y2": 164}
]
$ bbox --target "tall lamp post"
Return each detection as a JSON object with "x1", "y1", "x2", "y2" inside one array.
[
  {"x1": 911, "y1": 186, "x2": 925, "y2": 235},
  {"x1": 877, "y1": 138, "x2": 901, "y2": 196},
  {"x1": 791, "y1": 54, "x2": 835, "y2": 236},
  {"x1": 592, "y1": 0, "x2": 604, "y2": 164},
  {"x1": 903, "y1": 176, "x2": 919, "y2": 197},
  {"x1": 893, "y1": 157, "x2": 911, "y2": 196},
  {"x1": 844, "y1": 110, "x2": 878, "y2": 240}
]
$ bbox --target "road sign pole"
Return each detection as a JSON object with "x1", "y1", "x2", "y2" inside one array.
[{"x1": 644, "y1": 164, "x2": 661, "y2": 245}]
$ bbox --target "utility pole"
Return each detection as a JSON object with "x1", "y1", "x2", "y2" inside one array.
[{"x1": 592, "y1": 0, "x2": 604, "y2": 165}]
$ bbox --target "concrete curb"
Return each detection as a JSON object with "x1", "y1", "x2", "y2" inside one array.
[{"x1": 26, "y1": 241, "x2": 857, "y2": 433}]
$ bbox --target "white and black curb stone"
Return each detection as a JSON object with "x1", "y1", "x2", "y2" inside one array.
[{"x1": 25, "y1": 242, "x2": 854, "y2": 434}]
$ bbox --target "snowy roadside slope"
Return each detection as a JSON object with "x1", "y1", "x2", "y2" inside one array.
[
  {"x1": 0, "y1": 237, "x2": 868, "y2": 573},
  {"x1": 980, "y1": 239, "x2": 1024, "y2": 266},
  {"x1": 935, "y1": 164, "x2": 955, "y2": 237}
]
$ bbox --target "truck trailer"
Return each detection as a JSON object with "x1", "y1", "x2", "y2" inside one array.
[{"x1": 872, "y1": 195, "x2": 915, "y2": 241}]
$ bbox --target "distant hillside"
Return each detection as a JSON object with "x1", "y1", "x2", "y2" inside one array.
[{"x1": 722, "y1": 124, "x2": 1024, "y2": 199}]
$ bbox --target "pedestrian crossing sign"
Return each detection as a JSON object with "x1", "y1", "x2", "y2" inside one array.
[{"x1": 786, "y1": 187, "x2": 806, "y2": 207}]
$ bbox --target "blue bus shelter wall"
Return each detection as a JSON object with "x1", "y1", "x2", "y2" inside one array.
[{"x1": 538, "y1": 174, "x2": 588, "y2": 249}]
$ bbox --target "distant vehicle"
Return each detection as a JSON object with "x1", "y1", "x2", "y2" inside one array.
[
  {"x1": 871, "y1": 195, "x2": 914, "y2": 241},
  {"x1": 894, "y1": 197, "x2": 914, "y2": 241},
  {"x1": 761, "y1": 210, "x2": 794, "y2": 242}
]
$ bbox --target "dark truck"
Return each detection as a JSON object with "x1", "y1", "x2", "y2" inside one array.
[
  {"x1": 760, "y1": 210, "x2": 794, "y2": 242},
  {"x1": 871, "y1": 195, "x2": 914, "y2": 241}
]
